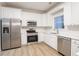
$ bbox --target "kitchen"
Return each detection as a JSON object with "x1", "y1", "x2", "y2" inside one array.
[{"x1": 0, "y1": 2, "x2": 79, "y2": 56}]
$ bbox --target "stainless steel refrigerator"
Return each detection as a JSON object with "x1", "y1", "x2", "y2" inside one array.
[
  {"x1": 0, "y1": 20, "x2": 1, "y2": 51},
  {"x1": 0, "y1": 18, "x2": 21, "y2": 50}
]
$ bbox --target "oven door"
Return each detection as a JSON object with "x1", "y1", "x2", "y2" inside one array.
[{"x1": 27, "y1": 35, "x2": 38, "y2": 43}]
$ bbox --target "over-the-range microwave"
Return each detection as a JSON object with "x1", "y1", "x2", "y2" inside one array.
[{"x1": 27, "y1": 21, "x2": 37, "y2": 27}]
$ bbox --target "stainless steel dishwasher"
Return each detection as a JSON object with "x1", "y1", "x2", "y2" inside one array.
[{"x1": 58, "y1": 36, "x2": 71, "y2": 56}]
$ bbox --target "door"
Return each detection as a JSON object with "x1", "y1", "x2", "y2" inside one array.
[
  {"x1": 1, "y1": 19, "x2": 10, "y2": 50},
  {"x1": 10, "y1": 19, "x2": 21, "y2": 48}
]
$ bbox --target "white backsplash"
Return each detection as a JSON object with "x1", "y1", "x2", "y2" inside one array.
[{"x1": 67, "y1": 25, "x2": 79, "y2": 31}]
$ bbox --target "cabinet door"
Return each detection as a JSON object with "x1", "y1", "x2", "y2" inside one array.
[
  {"x1": 49, "y1": 34, "x2": 57, "y2": 50},
  {"x1": 38, "y1": 32, "x2": 44, "y2": 42},
  {"x1": 71, "y1": 3, "x2": 79, "y2": 25},
  {"x1": 37, "y1": 14, "x2": 44, "y2": 26},
  {"x1": 0, "y1": 7, "x2": 21, "y2": 18},
  {"x1": 43, "y1": 33, "x2": 47, "y2": 43},
  {"x1": 44, "y1": 33, "x2": 57, "y2": 50},
  {"x1": 44, "y1": 33, "x2": 49, "y2": 45},
  {"x1": 71, "y1": 40, "x2": 79, "y2": 56},
  {"x1": 64, "y1": 3, "x2": 72, "y2": 25},
  {"x1": 21, "y1": 29, "x2": 27, "y2": 45}
]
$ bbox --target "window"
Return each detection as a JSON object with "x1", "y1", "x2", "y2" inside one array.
[{"x1": 54, "y1": 15, "x2": 64, "y2": 29}]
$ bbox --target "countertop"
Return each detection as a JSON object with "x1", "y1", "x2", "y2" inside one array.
[{"x1": 58, "y1": 29, "x2": 79, "y2": 40}]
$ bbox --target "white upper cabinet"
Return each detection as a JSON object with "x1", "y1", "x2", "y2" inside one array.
[
  {"x1": 64, "y1": 3, "x2": 72, "y2": 25},
  {"x1": 0, "y1": 7, "x2": 21, "y2": 19},
  {"x1": 21, "y1": 12, "x2": 51, "y2": 27},
  {"x1": 37, "y1": 14, "x2": 51, "y2": 27},
  {"x1": 21, "y1": 12, "x2": 39, "y2": 26},
  {"x1": 71, "y1": 3, "x2": 79, "y2": 25},
  {"x1": 38, "y1": 14, "x2": 52, "y2": 27},
  {"x1": 36, "y1": 14, "x2": 44, "y2": 27},
  {"x1": 46, "y1": 15, "x2": 53, "y2": 27},
  {"x1": 64, "y1": 2, "x2": 79, "y2": 25}
]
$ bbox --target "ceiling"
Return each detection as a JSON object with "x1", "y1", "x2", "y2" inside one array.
[{"x1": 0, "y1": 2, "x2": 61, "y2": 13}]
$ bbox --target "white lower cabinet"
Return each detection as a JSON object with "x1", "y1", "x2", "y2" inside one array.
[
  {"x1": 71, "y1": 40, "x2": 79, "y2": 56},
  {"x1": 21, "y1": 29, "x2": 27, "y2": 45},
  {"x1": 49, "y1": 34, "x2": 57, "y2": 50},
  {"x1": 44, "y1": 33, "x2": 57, "y2": 50},
  {"x1": 38, "y1": 32, "x2": 44, "y2": 42}
]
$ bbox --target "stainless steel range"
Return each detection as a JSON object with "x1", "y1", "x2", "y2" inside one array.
[{"x1": 27, "y1": 29, "x2": 38, "y2": 43}]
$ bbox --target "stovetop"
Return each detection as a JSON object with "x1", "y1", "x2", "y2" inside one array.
[{"x1": 27, "y1": 29, "x2": 38, "y2": 36}]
